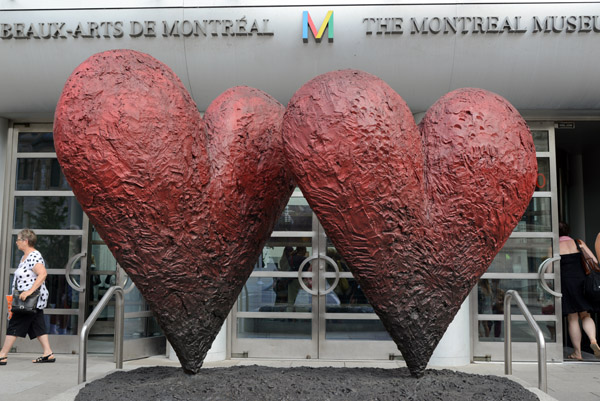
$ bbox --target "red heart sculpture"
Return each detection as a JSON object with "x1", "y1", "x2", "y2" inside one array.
[
  {"x1": 282, "y1": 70, "x2": 537, "y2": 377},
  {"x1": 54, "y1": 50, "x2": 294, "y2": 373}
]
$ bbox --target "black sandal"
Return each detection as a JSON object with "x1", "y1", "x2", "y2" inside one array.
[
  {"x1": 0, "y1": 356, "x2": 7, "y2": 366},
  {"x1": 33, "y1": 353, "x2": 55, "y2": 363}
]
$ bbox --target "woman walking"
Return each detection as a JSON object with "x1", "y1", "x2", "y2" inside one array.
[
  {"x1": 559, "y1": 222, "x2": 600, "y2": 360},
  {"x1": 0, "y1": 229, "x2": 54, "y2": 365}
]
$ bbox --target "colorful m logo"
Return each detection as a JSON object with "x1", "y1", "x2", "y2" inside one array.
[{"x1": 302, "y1": 11, "x2": 334, "y2": 42}]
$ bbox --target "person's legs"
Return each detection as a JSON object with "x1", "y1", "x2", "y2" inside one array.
[
  {"x1": 29, "y1": 310, "x2": 54, "y2": 362},
  {"x1": 0, "y1": 335, "x2": 18, "y2": 358},
  {"x1": 579, "y1": 312, "x2": 597, "y2": 343},
  {"x1": 568, "y1": 312, "x2": 583, "y2": 359},
  {"x1": 2, "y1": 313, "x2": 31, "y2": 361},
  {"x1": 579, "y1": 311, "x2": 600, "y2": 357},
  {"x1": 36, "y1": 334, "x2": 54, "y2": 358}
]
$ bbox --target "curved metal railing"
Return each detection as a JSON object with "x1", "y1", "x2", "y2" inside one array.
[
  {"x1": 78, "y1": 285, "x2": 124, "y2": 384},
  {"x1": 503, "y1": 289, "x2": 547, "y2": 393}
]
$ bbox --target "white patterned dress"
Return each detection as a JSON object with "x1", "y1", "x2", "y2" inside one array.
[{"x1": 12, "y1": 250, "x2": 49, "y2": 309}]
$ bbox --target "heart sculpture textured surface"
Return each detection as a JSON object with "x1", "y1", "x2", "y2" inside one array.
[
  {"x1": 282, "y1": 70, "x2": 537, "y2": 377},
  {"x1": 54, "y1": 50, "x2": 295, "y2": 373}
]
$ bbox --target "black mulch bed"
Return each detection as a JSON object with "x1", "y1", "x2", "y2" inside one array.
[{"x1": 75, "y1": 365, "x2": 539, "y2": 401}]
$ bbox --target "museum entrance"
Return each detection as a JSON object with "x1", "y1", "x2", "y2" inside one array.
[
  {"x1": 0, "y1": 123, "x2": 165, "y2": 358},
  {"x1": 555, "y1": 120, "x2": 600, "y2": 362},
  {"x1": 231, "y1": 189, "x2": 399, "y2": 360}
]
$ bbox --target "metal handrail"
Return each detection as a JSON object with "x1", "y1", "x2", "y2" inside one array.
[
  {"x1": 78, "y1": 285, "x2": 125, "y2": 384},
  {"x1": 538, "y1": 256, "x2": 562, "y2": 298},
  {"x1": 504, "y1": 289, "x2": 547, "y2": 393},
  {"x1": 117, "y1": 266, "x2": 136, "y2": 295},
  {"x1": 65, "y1": 251, "x2": 86, "y2": 292},
  {"x1": 297, "y1": 254, "x2": 340, "y2": 296}
]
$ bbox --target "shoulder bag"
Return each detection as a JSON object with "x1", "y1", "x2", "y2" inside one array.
[
  {"x1": 575, "y1": 239, "x2": 600, "y2": 304},
  {"x1": 11, "y1": 277, "x2": 40, "y2": 315}
]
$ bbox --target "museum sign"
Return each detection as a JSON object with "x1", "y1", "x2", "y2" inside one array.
[{"x1": 2, "y1": 13, "x2": 600, "y2": 40}]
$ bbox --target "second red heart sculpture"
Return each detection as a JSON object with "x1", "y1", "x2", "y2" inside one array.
[
  {"x1": 54, "y1": 50, "x2": 294, "y2": 373},
  {"x1": 282, "y1": 70, "x2": 537, "y2": 377}
]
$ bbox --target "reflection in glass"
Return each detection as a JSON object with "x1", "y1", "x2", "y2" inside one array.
[
  {"x1": 17, "y1": 131, "x2": 55, "y2": 152},
  {"x1": 325, "y1": 243, "x2": 349, "y2": 273},
  {"x1": 487, "y1": 238, "x2": 553, "y2": 273},
  {"x1": 10, "y1": 234, "x2": 82, "y2": 270},
  {"x1": 45, "y1": 315, "x2": 78, "y2": 336},
  {"x1": 238, "y1": 277, "x2": 314, "y2": 313},
  {"x1": 89, "y1": 229, "x2": 118, "y2": 304},
  {"x1": 514, "y1": 197, "x2": 551, "y2": 232},
  {"x1": 124, "y1": 287, "x2": 149, "y2": 314},
  {"x1": 124, "y1": 317, "x2": 162, "y2": 340},
  {"x1": 273, "y1": 197, "x2": 312, "y2": 231},
  {"x1": 326, "y1": 319, "x2": 392, "y2": 341},
  {"x1": 255, "y1": 242, "x2": 312, "y2": 271},
  {"x1": 476, "y1": 279, "x2": 556, "y2": 317},
  {"x1": 16, "y1": 158, "x2": 71, "y2": 190},
  {"x1": 324, "y1": 278, "x2": 372, "y2": 312},
  {"x1": 44, "y1": 274, "x2": 81, "y2": 310},
  {"x1": 535, "y1": 158, "x2": 551, "y2": 192},
  {"x1": 237, "y1": 318, "x2": 311, "y2": 339},
  {"x1": 531, "y1": 130, "x2": 549, "y2": 152},
  {"x1": 324, "y1": 241, "x2": 373, "y2": 310},
  {"x1": 478, "y1": 320, "x2": 555, "y2": 343},
  {"x1": 148, "y1": 317, "x2": 163, "y2": 337},
  {"x1": 87, "y1": 226, "x2": 163, "y2": 339},
  {"x1": 13, "y1": 196, "x2": 83, "y2": 229}
]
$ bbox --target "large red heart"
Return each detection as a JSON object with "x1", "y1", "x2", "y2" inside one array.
[
  {"x1": 54, "y1": 50, "x2": 294, "y2": 373},
  {"x1": 282, "y1": 70, "x2": 537, "y2": 377}
]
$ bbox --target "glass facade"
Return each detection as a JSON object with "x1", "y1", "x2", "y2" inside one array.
[
  {"x1": 1, "y1": 125, "x2": 163, "y2": 355},
  {"x1": 1, "y1": 123, "x2": 563, "y2": 361}
]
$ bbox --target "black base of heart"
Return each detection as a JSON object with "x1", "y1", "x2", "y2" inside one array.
[{"x1": 75, "y1": 365, "x2": 538, "y2": 401}]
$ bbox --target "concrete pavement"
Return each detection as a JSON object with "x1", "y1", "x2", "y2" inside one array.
[{"x1": 0, "y1": 353, "x2": 598, "y2": 400}]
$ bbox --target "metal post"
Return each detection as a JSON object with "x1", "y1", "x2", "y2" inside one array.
[
  {"x1": 503, "y1": 289, "x2": 547, "y2": 393},
  {"x1": 79, "y1": 286, "x2": 124, "y2": 384},
  {"x1": 504, "y1": 290, "x2": 512, "y2": 375},
  {"x1": 114, "y1": 286, "x2": 124, "y2": 369}
]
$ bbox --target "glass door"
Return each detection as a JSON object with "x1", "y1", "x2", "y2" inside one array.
[
  {"x1": 232, "y1": 190, "x2": 316, "y2": 358},
  {"x1": 1, "y1": 124, "x2": 87, "y2": 354},
  {"x1": 87, "y1": 227, "x2": 165, "y2": 359},
  {"x1": 1, "y1": 123, "x2": 164, "y2": 358},
  {"x1": 471, "y1": 123, "x2": 563, "y2": 362},
  {"x1": 231, "y1": 189, "x2": 397, "y2": 359}
]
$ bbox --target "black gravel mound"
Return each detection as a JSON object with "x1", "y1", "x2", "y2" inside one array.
[{"x1": 75, "y1": 365, "x2": 539, "y2": 401}]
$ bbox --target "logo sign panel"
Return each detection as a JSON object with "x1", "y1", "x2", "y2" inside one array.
[{"x1": 302, "y1": 10, "x2": 333, "y2": 42}]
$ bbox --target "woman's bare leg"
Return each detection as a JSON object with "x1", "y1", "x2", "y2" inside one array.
[
  {"x1": 35, "y1": 334, "x2": 54, "y2": 360},
  {"x1": 568, "y1": 313, "x2": 583, "y2": 358},
  {"x1": 580, "y1": 312, "x2": 597, "y2": 344},
  {"x1": 0, "y1": 335, "x2": 18, "y2": 358}
]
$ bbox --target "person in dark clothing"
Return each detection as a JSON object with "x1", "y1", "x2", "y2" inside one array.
[
  {"x1": 287, "y1": 247, "x2": 307, "y2": 305},
  {"x1": 559, "y1": 222, "x2": 600, "y2": 360}
]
